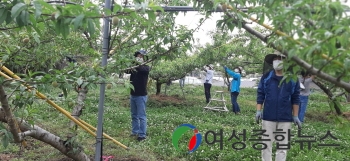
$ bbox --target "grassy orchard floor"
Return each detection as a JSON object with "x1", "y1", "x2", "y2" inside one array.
[{"x1": 1, "y1": 83, "x2": 350, "y2": 161}]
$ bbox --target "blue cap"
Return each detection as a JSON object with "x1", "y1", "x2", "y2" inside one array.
[{"x1": 134, "y1": 50, "x2": 147, "y2": 57}]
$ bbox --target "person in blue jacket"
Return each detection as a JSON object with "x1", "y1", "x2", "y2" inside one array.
[
  {"x1": 255, "y1": 51, "x2": 302, "y2": 161},
  {"x1": 223, "y1": 66, "x2": 242, "y2": 114}
]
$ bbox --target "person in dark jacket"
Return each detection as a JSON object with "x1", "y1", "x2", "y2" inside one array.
[
  {"x1": 125, "y1": 50, "x2": 150, "y2": 141},
  {"x1": 223, "y1": 66, "x2": 241, "y2": 114},
  {"x1": 255, "y1": 51, "x2": 301, "y2": 161}
]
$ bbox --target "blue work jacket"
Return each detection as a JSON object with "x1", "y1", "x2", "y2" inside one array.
[
  {"x1": 257, "y1": 70, "x2": 300, "y2": 122},
  {"x1": 225, "y1": 68, "x2": 241, "y2": 93}
]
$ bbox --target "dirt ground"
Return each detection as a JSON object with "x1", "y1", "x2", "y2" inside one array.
[
  {"x1": 342, "y1": 112, "x2": 350, "y2": 120},
  {"x1": 149, "y1": 94, "x2": 185, "y2": 103},
  {"x1": 0, "y1": 154, "x2": 17, "y2": 161}
]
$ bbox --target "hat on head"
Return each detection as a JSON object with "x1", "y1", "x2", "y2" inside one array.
[
  {"x1": 264, "y1": 50, "x2": 286, "y2": 65},
  {"x1": 134, "y1": 50, "x2": 147, "y2": 57},
  {"x1": 208, "y1": 64, "x2": 214, "y2": 69}
]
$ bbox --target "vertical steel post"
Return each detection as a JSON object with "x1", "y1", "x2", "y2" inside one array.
[{"x1": 94, "y1": 0, "x2": 111, "y2": 160}]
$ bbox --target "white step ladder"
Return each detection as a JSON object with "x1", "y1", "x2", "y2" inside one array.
[{"x1": 204, "y1": 91, "x2": 229, "y2": 112}]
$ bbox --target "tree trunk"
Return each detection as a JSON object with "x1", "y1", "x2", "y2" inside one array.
[
  {"x1": 0, "y1": 85, "x2": 21, "y2": 143},
  {"x1": 156, "y1": 81, "x2": 162, "y2": 95},
  {"x1": 0, "y1": 112, "x2": 90, "y2": 161},
  {"x1": 313, "y1": 80, "x2": 342, "y2": 115},
  {"x1": 70, "y1": 87, "x2": 88, "y2": 129},
  {"x1": 0, "y1": 87, "x2": 90, "y2": 161}
]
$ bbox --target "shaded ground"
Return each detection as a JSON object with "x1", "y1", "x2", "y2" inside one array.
[
  {"x1": 0, "y1": 154, "x2": 17, "y2": 161},
  {"x1": 148, "y1": 94, "x2": 189, "y2": 107},
  {"x1": 150, "y1": 94, "x2": 184, "y2": 103},
  {"x1": 306, "y1": 111, "x2": 350, "y2": 122},
  {"x1": 342, "y1": 112, "x2": 350, "y2": 120}
]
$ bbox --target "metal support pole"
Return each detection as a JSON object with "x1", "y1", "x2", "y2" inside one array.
[
  {"x1": 94, "y1": 0, "x2": 111, "y2": 160},
  {"x1": 123, "y1": 5, "x2": 249, "y2": 12}
]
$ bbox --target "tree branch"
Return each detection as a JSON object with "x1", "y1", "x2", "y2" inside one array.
[
  {"x1": 239, "y1": 23, "x2": 350, "y2": 93},
  {"x1": 0, "y1": 85, "x2": 21, "y2": 143},
  {"x1": 83, "y1": 31, "x2": 96, "y2": 50}
]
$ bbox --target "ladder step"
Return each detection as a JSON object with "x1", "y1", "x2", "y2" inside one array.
[
  {"x1": 210, "y1": 99, "x2": 226, "y2": 102},
  {"x1": 204, "y1": 107, "x2": 229, "y2": 111}
]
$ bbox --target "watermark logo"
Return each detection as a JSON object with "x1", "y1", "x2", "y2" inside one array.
[{"x1": 172, "y1": 124, "x2": 202, "y2": 153}]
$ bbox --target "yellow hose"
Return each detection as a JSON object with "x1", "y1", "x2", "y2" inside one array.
[{"x1": 0, "y1": 66, "x2": 128, "y2": 150}]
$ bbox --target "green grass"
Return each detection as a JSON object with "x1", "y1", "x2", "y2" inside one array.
[{"x1": 1, "y1": 82, "x2": 350, "y2": 161}]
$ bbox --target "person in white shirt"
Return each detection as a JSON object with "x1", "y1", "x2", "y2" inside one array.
[{"x1": 203, "y1": 64, "x2": 214, "y2": 103}]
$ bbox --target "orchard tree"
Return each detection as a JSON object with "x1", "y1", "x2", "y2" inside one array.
[
  {"x1": 150, "y1": 54, "x2": 200, "y2": 95},
  {"x1": 191, "y1": 27, "x2": 271, "y2": 90},
  {"x1": 0, "y1": 0, "x2": 201, "y2": 160},
  {"x1": 196, "y1": 0, "x2": 350, "y2": 115},
  {"x1": 200, "y1": 27, "x2": 273, "y2": 74},
  {"x1": 0, "y1": 0, "x2": 165, "y2": 160}
]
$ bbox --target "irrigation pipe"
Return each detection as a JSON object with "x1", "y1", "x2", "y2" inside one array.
[{"x1": 0, "y1": 66, "x2": 128, "y2": 150}]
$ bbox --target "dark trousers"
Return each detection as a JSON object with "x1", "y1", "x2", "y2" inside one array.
[
  {"x1": 204, "y1": 83, "x2": 212, "y2": 103},
  {"x1": 231, "y1": 92, "x2": 240, "y2": 113}
]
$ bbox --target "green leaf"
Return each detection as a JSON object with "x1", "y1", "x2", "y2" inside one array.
[
  {"x1": 87, "y1": 18, "x2": 95, "y2": 36},
  {"x1": 54, "y1": 12, "x2": 61, "y2": 20},
  {"x1": 0, "y1": 8, "x2": 5, "y2": 16},
  {"x1": 147, "y1": 11, "x2": 156, "y2": 21},
  {"x1": 77, "y1": 77, "x2": 83, "y2": 86},
  {"x1": 2, "y1": 55, "x2": 9, "y2": 62},
  {"x1": 55, "y1": 19, "x2": 62, "y2": 35},
  {"x1": 112, "y1": 4, "x2": 122, "y2": 12},
  {"x1": 62, "y1": 88, "x2": 67, "y2": 98},
  {"x1": 5, "y1": 11, "x2": 12, "y2": 24},
  {"x1": 344, "y1": 58, "x2": 350, "y2": 70},
  {"x1": 149, "y1": 5, "x2": 164, "y2": 12},
  {"x1": 2, "y1": 135, "x2": 9, "y2": 148},
  {"x1": 32, "y1": 32, "x2": 40, "y2": 44},
  {"x1": 73, "y1": 14, "x2": 84, "y2": 30},
  {"x1": 81, "y1": 82, "x2": 89, "y2": 88},
  {"x1": 11, "y1": 3, "x2": 27, "y2": 18},
  {"x1": 0, "y1": 8, "x2": 7, "y2": 25},
  {"x1": 129, "y1": 11, "x2": 137, "y2": 19},
  {"x1": 38, "y1": 1, "x2": 55, "y2": 11},
  {"x1": 20, "y1": 10, "x2": 29, "y2": 26},
  {"x1": 32, "y1": 22, "x2": 43, "y2": 36},
  {"x1": 0, "y1": 123, "x2": 6, "y2": 129},
  {"x1": 33, "y1": 1, "x2": 42, "y2": 19},
  {"x1": 15, "y1": 14, "x2": 24, "y2": 27}
]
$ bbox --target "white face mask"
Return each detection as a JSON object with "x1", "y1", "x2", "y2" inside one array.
[
  {"x1": 234, "y1": 69, "x2": 240, "y2": 73},
  {"x1": 136, "y1": 57, "x2": 144, "y2": 63},
  {"x1": 273, "y1": 60, "x2": 283, "y2": 70}
]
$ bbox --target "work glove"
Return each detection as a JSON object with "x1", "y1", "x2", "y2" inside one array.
[
  {"x1": 293, "y1": 116, "x2": 302, "y2": 129},
  {"x1": 255, "y1": 110, "x2": 262, "y2": 124}
]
